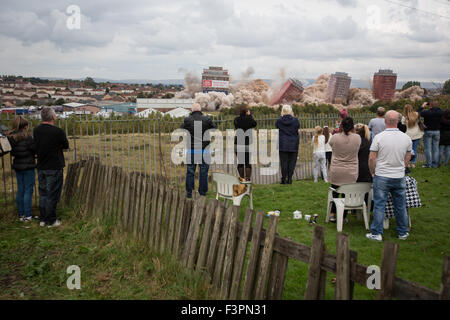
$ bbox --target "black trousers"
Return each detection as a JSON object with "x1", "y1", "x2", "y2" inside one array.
[
  {"x1": 279, "y1": 151, "x2": 298, "y2": 181},
  {"x1": 38, "y1": 169, "x2": 63, "y2": 224}
]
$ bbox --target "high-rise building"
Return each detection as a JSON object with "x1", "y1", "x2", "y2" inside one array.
[
  {"x1": 270, "y1": 78, "x2": 304, "y2": 105},
  {"x1": 327, "y1": 72, "x2": 351, "y2": 104},
  {"x1": 373, "y1": 69, "x2": 397, "y2": 102},
  {"x1": 201, "y1": 66, "x2": 230, "y2": 94}
]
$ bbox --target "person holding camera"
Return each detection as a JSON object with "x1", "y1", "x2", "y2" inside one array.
[{"x1": 419, "y1": 100, "x2": 444, "y2": 168}]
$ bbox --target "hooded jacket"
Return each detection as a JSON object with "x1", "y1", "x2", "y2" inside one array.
[
  {"x1": 275, "y1": 115, "x2": 300, "y2": 153},
  {"x1": 181, "y1": 111, "x2": 216, "y2": 150},
  {"x1": 8, "y1": 132, "x2": 36, "y2": 171}
]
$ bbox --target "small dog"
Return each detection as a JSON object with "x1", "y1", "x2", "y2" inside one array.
[{"x1": 233, "y1": 177, "x2": 247, "y2": 196}]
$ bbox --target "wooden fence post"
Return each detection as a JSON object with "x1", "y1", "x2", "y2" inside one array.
[
  {"x1": 254, "y1": 215, "x2": 279, "y2": 300},
  {"x1": 377, "y1": 242, "x2": 399, "y2": 300},
  {"x1": 220, "y1": 205, "x2": 239, "y2": 299},
  {"x1": 242, "y1": 211, "x2": 265, "y2": 300},
  {"x1": 304, "y1": 225, "x2": 327, "y2": 300},
  {"x1": 440, "y1": 256, "x2": 450, "y2": 300},
  {"x1": 335, "y1": 233, "x2": 351, "y2": 300},
  {"x1": 267, "y1": 251, "x2": 289, "y2": 300}
]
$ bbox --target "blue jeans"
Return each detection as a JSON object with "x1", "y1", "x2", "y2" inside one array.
[
  {"x1": 440, "y1": 145, "x2": 450, "y2": 165},
  {"x1": 38, "y1": 169, "x2": 64, "y2": 224},
  {"x1": 16, "y1": 169, "x2": 35, "y2": 218},
  {"x1": 186, "y1": 163, "x2": 209, "y2": 198},
  {"x1": 423, "y1": 131, "x2": 440, "y2": 167},
  {"x1": 371, "y1": 175, "x2": 409, "y2": 237},
  {"x1": 411, "y1": 139, "x2": 421, "y2": 164}
]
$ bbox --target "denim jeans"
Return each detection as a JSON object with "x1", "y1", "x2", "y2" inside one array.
[
  {"x1": 439, "y1": 145, "x2": 450, "y2": 165},
  {"x1": 370, "y1": 175, "x2": 409, "y2": 236},
  {"x1": 411, "y1": 139, "x2": 421, "y2": 164},
  {"x1": 16, "y1": 169, "x2": 35, "y2": 218},
  {"x1": 186, "y1": 163, "x2": 209, "y2": 197},
  {"x1": 38, "y1": 169, "x2": 63, "y2": 224},
  {"x1": 423, "y1": 131, "x2": 440, "y2": 167}
]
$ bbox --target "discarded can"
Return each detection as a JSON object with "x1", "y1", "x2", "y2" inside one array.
[{"x1": 293, "y1": 210, "x2": 302, "y2": 220}]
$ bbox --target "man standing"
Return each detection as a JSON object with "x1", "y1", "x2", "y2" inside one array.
[
  {"x1": 368, "y1": 107, "x2": 386, "y2": 139},
  {"x1": 33, "y1": 107, "x2": 69, "y2": 227},
  {"x1": 366, "y1": 110, "x2": 412, "y2": 241},
  {"x1": 419, "y1": 101, "x2": 444, "y2": 168},
  {"x1": 181, "y1": 103, "x2": 216, "y2": 198}
]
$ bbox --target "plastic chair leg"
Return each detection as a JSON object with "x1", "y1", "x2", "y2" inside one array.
[
  {"x1": 383, "y1": 218, "x2": 389, "y2": 229},
  {"x1": 336, "y1": 206, "x2": 344, "y2": 232},
  {"x1": 363, "y1": 204, "x2": 369, "y2": 230}
]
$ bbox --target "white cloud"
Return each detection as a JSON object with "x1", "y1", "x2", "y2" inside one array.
[{"x1": 0, "y1": 0, "x2": 449, "y2": 81}]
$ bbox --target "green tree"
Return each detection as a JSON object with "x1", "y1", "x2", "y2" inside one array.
[
  {"x1": 55, "y1": 98, "x2": 65, "y2": 105},
  {"x1": 402, "y1": 81, "x2": 421, "y2": 91},
  {"x1": 84, "y1": 77, "x2": 97, "y2": 88},
  {"x1": 443, "y1": 79, "x2": 450, "y2": 94}
]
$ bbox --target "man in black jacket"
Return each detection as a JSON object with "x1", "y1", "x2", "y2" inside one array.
[
  {"x1": 180, "y1": 103, "x2": 216, "y2": 198},
  {"x1": 33, "y1": 107, "x2": 69, "y2": 227},
  {"x1": 419, "y1": 101, "x2": 444, "y2": 168}
]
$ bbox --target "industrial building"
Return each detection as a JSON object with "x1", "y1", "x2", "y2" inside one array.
[
  {"x1": 202, "y1": 66, "x2": 230, "y2": 94},
  {"x1": 373, "y1": 69, "x2": 397, "y2": 102},
  {"x1": 327, "y1": 72, "x2": 351, "y2": 104},
  {"x1": 270, "y1": 78, "x2": 304, "y2": 105},
  {"x1": 136, "y1": 98, "x2": 195, "y2": 113}
]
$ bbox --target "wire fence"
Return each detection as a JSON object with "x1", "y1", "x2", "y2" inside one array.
[{"x1": 0, "y1": 111, "x2": 425, "y2": 213}]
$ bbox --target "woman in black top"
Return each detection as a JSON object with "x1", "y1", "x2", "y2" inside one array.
[
  {"x1": 234, "y1": 106, "x2": 257, "y2": 180},
  {"x1": 7, "y1": 116, "x2": 36, "y2": 222},
  {"x1": 355, "y1": 123, "x2": 372, "y2": 183}
]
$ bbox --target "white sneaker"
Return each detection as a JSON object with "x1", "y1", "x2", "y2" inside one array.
[
  {"x1": 19, "y1": 217, "x2": 25, "y2": 222},
  {"x1": 39, "y1": 222, "x2": 46, "y2": 227},
  {"x1": 24, "y1": 217, "x2": 32, "y2": 222},
  {"x1": 398, "y1": 233, "x2": 409, "y2": 240},
  {"x1": 47, "y1": 220, "x2": 61, "y2": 228},
  {"x1": 366, "y1": 233, "x2": 382, "y2": 241}
]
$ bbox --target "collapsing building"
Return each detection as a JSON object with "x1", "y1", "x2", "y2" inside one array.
[
  {"x1": 270, "y1": 78, "x2": 304, "y2": 105},
  {"x1": 373, "y1": 69, "x2": 397, "y2": 102},
  {"x1": 201, "y1": 66, "x2": 230, "y2": 95},
  {"x1": 327, "y1": 72, "x2": 351, "y2": 104}
]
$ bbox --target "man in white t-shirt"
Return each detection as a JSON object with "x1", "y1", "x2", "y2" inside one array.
[{"x1": 366, "y1": 110, "x2": 412, "y2": 241}]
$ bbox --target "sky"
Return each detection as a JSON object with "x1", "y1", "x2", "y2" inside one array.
[{"x1": 0, "y1": 0, "x2": 449, "y2": 83}]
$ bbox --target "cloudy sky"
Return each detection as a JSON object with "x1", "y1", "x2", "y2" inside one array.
[{"x1": 0, "y1": 0, "x2": 449, "y2": 82}]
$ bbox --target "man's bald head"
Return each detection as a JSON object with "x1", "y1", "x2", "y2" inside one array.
[
  {"x1": 192, "y1": 103, "x2": 202, "y2": 112},
  {"x1": 385, "y1": 110, "x2": 399, "y2": 128}
]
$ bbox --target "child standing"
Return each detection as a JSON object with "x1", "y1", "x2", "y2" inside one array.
[{"x1": 312, "y1": 126, "x2": 328, "y2": 183}]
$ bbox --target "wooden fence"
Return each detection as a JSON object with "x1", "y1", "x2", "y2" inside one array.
[{"x1": 63, "y1": 159, "x2": 449, "y2": 300}]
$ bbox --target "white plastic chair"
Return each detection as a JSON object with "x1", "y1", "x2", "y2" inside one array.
[
  {"x1": 326, "y1": 183, "x2": 372, "y2": 232},
  {"x1": 212, "y1": 172, "x2": 253, "y2": 209}
]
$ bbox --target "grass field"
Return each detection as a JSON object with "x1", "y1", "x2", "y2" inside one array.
[
  {"x1": 0, "y1": 205, "x2": 215, "y2": 299},
  {"x1": 238, "y1": 165, "x2": 450, "y2": 299},
  {"x1": 0, "y1": 163, "x2": 448, "y2": 300}
]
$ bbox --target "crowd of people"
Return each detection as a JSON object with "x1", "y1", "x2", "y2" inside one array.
[
  {"x1": 181, "y1": 100, "x2": 448, "y2": 241},
  {"x1": 6, "y1": 101, "x2": 448, "y2": 241}
]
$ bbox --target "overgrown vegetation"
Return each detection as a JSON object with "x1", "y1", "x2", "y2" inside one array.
[{"x1": 0, "y1": 204, "x2": 215, "y2": 299}]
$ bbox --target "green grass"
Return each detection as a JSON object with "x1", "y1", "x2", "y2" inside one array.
[
  {"x1": 0, "y1": 204, "x2": 215, "y2": 300},
  {"x1": 235, "y1": 165, "x2": 450, "y2": 299},
  {"x1": 1, "y1": 165, "x2": 448, "y2": 300}
]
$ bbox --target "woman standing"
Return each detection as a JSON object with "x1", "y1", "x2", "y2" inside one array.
[
  {"x1": 323, "y1": 126, "x2": 332, "y2": 169},
  {"x1": 328, "y1": 117, "x2": 361, "y2": 222},
  {"x1": 402, "y1": 104, "x2": 424, "y2": 168},
  {"x1": 7, "y1": 116, "x2": 36, "y2": 222},
  {"x1": 234, "y1": 106, "x2": 257, "y2": 181},
  {"x1": 276, "y1": 105, "x2": 300, "y2": 184},
  {"x1": 355, "y1": 123, "x2": 372, "y2": 183},
  {"x1": 311, "y1": 126, "x2": 328, "y2": 183}
]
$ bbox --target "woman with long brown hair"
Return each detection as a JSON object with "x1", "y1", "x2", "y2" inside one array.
[
  {"x1": 7, "y1": 116, "x2": 36, "y2": 222},
  {"x1": 402, "y1": 104, "x2": 423, "y2": 168}
]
